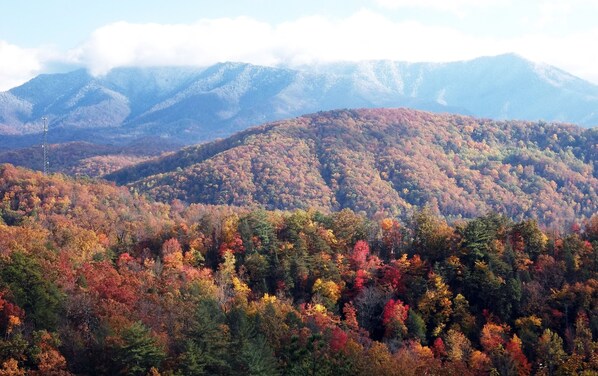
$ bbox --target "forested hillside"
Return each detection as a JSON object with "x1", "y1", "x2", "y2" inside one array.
[
  {"x1": 0, "y1": 138, "x2": 180, "y2": 178},
  {"x1": 0, "y1": 164, "x2": 596, "y2": 375},
  {"x1": 109, "y1": 108, "x2": 598, "y2": 228}
]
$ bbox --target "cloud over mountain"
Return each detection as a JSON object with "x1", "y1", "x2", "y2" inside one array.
[{"x1": 2, "y1": 8, "x2": 598, "y2": 90}]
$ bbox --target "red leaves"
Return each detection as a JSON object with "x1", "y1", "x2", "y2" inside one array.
[
  {"x1": 79, "y1": 261, "x2": 140, "y2": 317},
  {"x1": 0, "y1": 293, "x2": 25, "y2": 335},
  {"x1": 218, "y1": 233, "x2": 245, "y2": 257},
  {"x1": 354, "y1": 269, "x2": 368, "y2": 292},
  {"x1": 505, "y1": 335, "x2": 532, "y2": 376},
  {"x1": 350, "y1": 240, "x2": 369, "y2": 270},
  {"x1": 329, "y1": 327, "x2": 349, "y2": 352},
  {"x1": 381, "y1": 264, "x2": 403, "y2": 292},
  {"x1": 432, "y1": 337, "x2": 447, "y2": 359},
  {"x1": 382, "y1": 299, "x2": 409, "y2": 339}
]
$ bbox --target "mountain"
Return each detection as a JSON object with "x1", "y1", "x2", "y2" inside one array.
[
  {"x1": 0, "y1": 137, "x2": 180, "y2": 177},
  {"x1": 106, "y1": 108, "x2": 598, "y2": 227},
  {"x1": 1, "y1": 54, "x2": 598, "y2": 150}
]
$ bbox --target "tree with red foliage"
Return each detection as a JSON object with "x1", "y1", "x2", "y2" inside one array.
[
  {"x1": 382, "y1": 299, "x2": 409, "y2": 339},
  {"x1": 505, "y1": 335, "x2": 531, "y2": 376},
  {"x1": 350, "y1": 240, "x2": 369, "y2": 270}
]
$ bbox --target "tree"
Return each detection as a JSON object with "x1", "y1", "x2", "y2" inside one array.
[
  {"x1": 536, "y1": 329, "x2": 566, "y2": 376},
  {"x1": 0, "y1": 252, "x2": 63, "y2": 330},
  {"x1": 312, "y1": 279, "x2": 341, "y2": 311},
  {"x1": 410, "y1": 209, "x2": 452, "y2": 262},
  {"x1": 350, "y1": 240, "x2": 369, "y2": 270},
  {"x1": 417, "y1": 272, "x2": 452, "y2": 337},
  {"x1": 511, "y1": 220, "x2": 547, "y2": 261},
  {"x1": 480, "y1": 322, "x2": 508, "y2": 353},
  {"x1": 444, "y1": 329, "x2": 471, "y2": 362},
  {"x1": 227, "y1": 308, "x2": 280, "y2": 376},
  {"x1": 112, "y1": 322, "x2": 165, "y2": 376},
  {"x1": 381, "y1": 299, "x2": 409, "y2": 340},
  {"x1": 29, "y1": 331, "x2": 73, "y2": 376},
  {"x1": 406, "y1": 310, "x2": 427, "y2": 344},
  {"x1": 380, "y1": 218, "x2": 402, "y2": 259},
  {"x1": 178, "y1": 299, "x2": 231, "y2": 375},
  {"x1": 504, "y1": 335, "x2": 531, "y2": 376},
  {"x1": 161, "y1": 238, "x2": 183, "y2": 269},
  {"x1": 0, "y1": 359, "x2": 25, "y2": 376}
]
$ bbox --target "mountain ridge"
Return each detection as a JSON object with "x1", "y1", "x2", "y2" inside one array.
[
  {"x1": 1, "y1": 54, "x2": 597, "y2": 150},
  {"x1": 106, "y1": 108, "x2": 597, "y2": 227}
]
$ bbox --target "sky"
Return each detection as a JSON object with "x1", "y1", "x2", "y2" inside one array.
[{"x1": 1, "y1": 0, "x2": 597, "y2": 90}]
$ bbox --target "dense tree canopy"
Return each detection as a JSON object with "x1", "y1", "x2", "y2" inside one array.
[
  {"x1": 0, "y1": 165, "x2": 596, "y2": 374},
  {"x1": 108, "y1": 108, "x2": 597, "y2": 228}
]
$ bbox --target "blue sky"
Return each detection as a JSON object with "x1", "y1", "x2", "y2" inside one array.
[{"x1": 1, "y1": 0, "x2": 597, "y2": 89}]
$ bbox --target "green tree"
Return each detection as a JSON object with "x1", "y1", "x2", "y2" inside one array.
[
  {"x1": 537, "y1": 329, "x2": 566, "y2": 376},
  {"x1": 0, "y1": 252, "x2": 63, "y2": 330},
  {"x1": 227, "y1": 308, "x2": 279, "y2": 376},
  {"x1": 410, "y1": 209, "x2": 452, "y2": 262},
  {"x1": 406, "y1": 310, "x2": 427, "y2": 343},
  {"x1": 112, "y1": 322, "x2": 165, "y2": 376},
  {"x1": 178, "y1": 299, "x2": 231, "y2": 375}
]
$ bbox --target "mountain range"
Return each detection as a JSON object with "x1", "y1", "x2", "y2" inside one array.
[
  {"x1": 1, "y1": 54, "x2": 597, "y2": 150},
  {"x1": 107, "y1": 108, "x2": 597, "y2": 227}
]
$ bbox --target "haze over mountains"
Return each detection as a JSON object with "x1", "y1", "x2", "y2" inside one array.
[
  {"x1": 107, "y1": 108, "x2": 597, "y2": 227},
  {"x1": 1, "y1": 54, "x2": 597, "y2": 150}
]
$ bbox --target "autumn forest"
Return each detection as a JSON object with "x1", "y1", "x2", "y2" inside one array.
[{"x1": 0, "y1": 162, "x2": 596, "y2": 375}]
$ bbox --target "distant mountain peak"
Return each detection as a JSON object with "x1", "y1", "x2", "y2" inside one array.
[{"x1": 1, "y1": 55, "x2": 597, "y2": 150}]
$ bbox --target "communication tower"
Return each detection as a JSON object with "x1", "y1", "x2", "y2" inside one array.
[{"x1": 42, "y1": 117, "x2": 48, "y2": 175}]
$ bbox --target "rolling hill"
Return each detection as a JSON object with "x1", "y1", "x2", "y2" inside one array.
[
  {"x1": 107, "y1": 108, "x2": 598, "y2": 227},
  {"x1": 1, "y1": 54, "x2": 597, "y2": 151},
  {"x1": 0, "y1": 138, "x2": 180, "y2": 177}
]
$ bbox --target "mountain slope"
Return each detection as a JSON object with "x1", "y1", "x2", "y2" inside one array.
[
  {"x1": 0, "y1": 138, "x2": 180, "y2": 177},
  {"x1": 107, "y1": 108, "x2": 598, "y2": 227},
  {"x1": 1, "y1": 54, "x2": 597, "y2": 150}
]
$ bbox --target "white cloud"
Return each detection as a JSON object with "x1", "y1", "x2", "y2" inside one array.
[
  {"x1": 375, "y1": 0, "x2": 510, "y2": 15},
  {"x1": 2, "y1": 10, "x2": 598, "y2": 89},
  {"x1": 68, "y1": 18, "x2": 279, "y2": 75},
  {"x1": 509, "y1": 29, "x2": 598, "y2": 83},
  {"x1": 68, "y1": 11, "x2": 506, "y2": 75},
  {"x1": 0, "y1": 41, "x2": 47, "y2": 91}
]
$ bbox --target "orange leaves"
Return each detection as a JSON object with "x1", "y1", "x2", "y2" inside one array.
[
  {"x1": 162, "y1": 238, "x2": 183, "y2": 269},
  {"x1": 0, "y1": 292, "x2": 25, "y2": 337},
  {"x1": 0, "y1": 358, "x2": 25, "y2": 376},
  {"x1": 480, "y1": 322, "x2": 509, "y2": 353},
  {"x1": 505, "y1": 335, "x2": 532, "y2": 376},
  {"x1": 342, "y1": 302, "x2": 360, "y2": 332},
  {"x1": 380, "y1": 217, "x2": 402, "y2": 256},
  {"x1": 469, "y1": 350, "x2": 492, "y2": 375},
  {"x1": 29, "y1": 331, "x2": 72, "y2": 376},
  {"x1": 6, "y1": 315, "x2": 21, "y2": 335}
]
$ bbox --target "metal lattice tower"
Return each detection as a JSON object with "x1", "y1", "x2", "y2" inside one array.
[{"x1": 42, "y1": 117, "x2": 48, "y2": 175}]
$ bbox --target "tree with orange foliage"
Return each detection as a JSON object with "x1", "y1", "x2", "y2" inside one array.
[
  {"x1": 0, "y1": 359, "x2": 24, "y2": 376},
  {"x1": 505, "y1": 334, "x2": 531, "y2": 376},
  {"x1": 29, "y1": 331, "x2": 73, "y2": 376},
  {"x1": 480, "y1": 322, "x2": 509, "y2": 353},
  {"x1": 380, "y1": 218, "x2": 402, "y2": 258}
]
